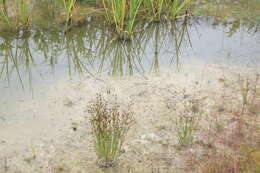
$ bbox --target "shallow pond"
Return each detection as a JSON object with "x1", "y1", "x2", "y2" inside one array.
[
  {"x1": 0, "y1": 17, "x2": 259, "y2": 98},
  {"x1": 0, "y1": 15, "x2": 260, "y2": 172}
]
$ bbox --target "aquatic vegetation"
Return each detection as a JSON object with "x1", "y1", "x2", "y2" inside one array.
[
  {"x1": 88, "y1": 94, "x2": 134, "y2": 167},
  {"x1": 0, "y1": 0, "x2": 14, "y2": 30},
  {"x1": 102, "y1": 0, "x2": 127, "y2": 36},
  {"x1": 61, "y1": 0, "x2": 77, "y2": 30},
  {"x1": 17, "y1": 0, "x2": 31, "y2": 28},
  {"x1": 0, "y1": 0, "x2": 193, "y2": 36},
  {"x1": 142, "y1": 0, "x2": 191, "y2": 20},
  {"x1": 102, "y1": 0, "x2": 142, "y2": 38},
  {"x1": 169, "y1": 0, "x2": 191, "y2": 18},
  {"x1": 0, "y1": 0, "x2": 31, "y2": 31},
  {"x1": 127, "y1": 0, "x2": 142, "y2": 36},
  {"x1": 143, "y1": 0, "x2": 165, "y2": 20}
]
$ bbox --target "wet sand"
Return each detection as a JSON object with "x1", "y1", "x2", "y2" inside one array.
[{"x1": 0, "y1": 62, "x2": 259, "y2": 172}]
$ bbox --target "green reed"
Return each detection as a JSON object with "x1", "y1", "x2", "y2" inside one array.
[
  {"x1": 142, "y1": 0, "x2": 165, "y2": 20},
  {"x1": 102, "y1": 0, "x2": 126, "y2": 36},
  {"x1": 18, "y1": 0, "x2": 31, "y2": 28},
  {"x1": 0, "y1": 0, "x2": 7, "y2": 15},
  {"x1": 0, "y1": 0, "x2": 12, "y2": 29},
  {"x1": 127, "y1": 0, "x2": 142, "y2": 36},
  {"x1": 0, "y1": 0, "x2": 31, "y2": 31},
  {"x1": 169, "y1": 0, "x2": 191, "y2": 18},
  {"x1": 102, "y1": 0, "x2": 142, "y2": 39},
  {"x1": 62, "y1": 0, "x2": 77, "y2": 30}
]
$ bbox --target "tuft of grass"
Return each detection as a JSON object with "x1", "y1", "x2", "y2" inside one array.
[
  {"x1": 88, "y1": 94, "x2": 134, "y2": 167},
  {"x1": 142, "y1": 0, "x2": 165, "y2": 20},
  {"x1": 199, "y1": 150, "x2": 240, "y2": 173},
  {"x1": 237, "y1": 74, "x2": 260, "y2": 113},
  {"x1": 0, "y1": 0, "x2": 13, "y2": 30},
  {"x1": 102, "y1": 0, "x2": 127, "y2": 37},
  {"x1": 169, "y1": 0, "x2": 191, "y2": 19},
  {"x1": 18, "y1": 0, "x2": 31, "y2": 28},
  {"x1": 176, "y1": 115, "x2": 196, "y2": 145},
  {"x1": 61, "y1": 0, "x2": 77, "y2": 30},
  {"x1": 102, "y1": 0, "x2": 142, "y2": 39},
  {"x1": 0, "y1": 0, "x2": 31, "y2": 31},
  {"x1": 127, "y1": 0, "x2": 142, "y2": 36}
]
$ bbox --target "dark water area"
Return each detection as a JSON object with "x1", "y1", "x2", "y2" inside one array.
[{"x1": 0, "y1": 17, "x2": 259, "y2": 99}]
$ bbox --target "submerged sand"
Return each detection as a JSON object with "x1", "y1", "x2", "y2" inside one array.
[{"x1": 0, "y1": 63, "x2": 259, "y2": 173}]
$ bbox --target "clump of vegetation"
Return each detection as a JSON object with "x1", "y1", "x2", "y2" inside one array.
[
  {"x1": 170, "y1": 0, "x2": 191, "y2": 18},
  {"x1": 0, "y1": 0, "x2": 31, "y2": 32},
  {"x1": 176, "y1": 115, "x2": 196, "y2": 145},
  {"x1": 17, "y1": 0, "x2": 31, "y2": 29},
  {"x1": 102, "y1": 0, "x2": 142, "y2": 39},
  {"x1": 198, "y1": 145, "x2": 260, "y2": 173},
  {"x1": 88, "y1": 94, "x2": 134, "y2": 167},
  {"x1": 62, "y1": 0, "x2": 77, "y2": 30},
  {"x1": 199, "y1": 149, "x2": 239, "y2": 173},
  {"x1": 0, "y1": 0, "x2": 192, "y2": 38},
  {"x1": 236, "y1": 74, "x2": 260, "y2": 114}
]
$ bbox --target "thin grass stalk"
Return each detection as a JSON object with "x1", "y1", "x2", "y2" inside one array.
[
  {"x1": 62, "y1": 0, "x2": 76, "y2": 30},
  {"x1": 171, "y1": 0, "x2": 191, "y2": 18},
  {"x1": 0, "y1": 0, "x2": 13, "y2": 28},
  {"x1": 127, "y1": 0, "x2": 142, "y2": 36}
]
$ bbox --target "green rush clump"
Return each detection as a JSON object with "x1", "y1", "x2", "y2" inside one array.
[{"x1": 88, "y1": 94, "x2": 134, "y2": 167}]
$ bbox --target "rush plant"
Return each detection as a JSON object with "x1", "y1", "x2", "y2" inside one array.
[
  {"x1": 102, "y1": 0, "x2": 142, "y2": 38},
  {"x1": 88, "y1": 94, "x2": 134, "y2": 167},
  {"x1": 102, "y1": 0, "x2": 126, "y2": 35},
  {"x1": 18, "y1": 0, "x2": 31, "y2": 28},
  {"x1": 127, "y1": 0, "x2": 142, "y2": 36},
  {"x1": 143, "y1": 0, "x2": 165, "y2": 20},
  {"x1": 62, "y1": 0, "x2": 77, "y2": 30},
  {"x1": 169, "y1": 0, "x2": 191, "y2": 18},
  {"x1": 0, "y1": 0, "x2": 12, "y2": 28}
]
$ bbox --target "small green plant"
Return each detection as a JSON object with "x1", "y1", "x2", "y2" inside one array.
[
  {"x1": 238, "y1": 74, "x2": 260, "y2": 113},
  {"x1": 88, "y1": 94, "x2": 134, "y2": 167},
  {"x1": 0, "y1": 0, "x2": 7, "y2": 15},
  {"x1": 0, "y1": 0, "x2": 12, "y2": 29},
  {"x1": 102, "y1": 0, "x2": 126, "y2": 36},
  {"x1": 143, "y1": 0, "x2": 165, "y2": 20},
  {"x1": 239, "y1": 76, "x2": 250, "y2": 106},
  {"x1": 169, "y1": 0, "x2": 191, "y2": 18},
  {"x1": 176, "y1": 115, "x2": 196, "y2": 145},
  {"x1": 61, "y1": 0, "x2": 77, "y2": 30},
  {"x1": 0, "y1": 0, "x2": 31, "y2": 31},
  {"x1": 102, "y1": 0, "x2": 142, "y2": 38},
  {"x1": 18, "y1": 0, "x2": 31, "y2": 28},
  {"x1": 127, "y1": 0, "x2": 142, "y2": 36}
]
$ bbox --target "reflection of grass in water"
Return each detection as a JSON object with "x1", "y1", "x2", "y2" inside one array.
[
  {"x1": 0, "y1": 32, "x2": 33, "y2": 91},
  {"x1": 0, "y1": 18, "x2": 190, "y2": 90}
]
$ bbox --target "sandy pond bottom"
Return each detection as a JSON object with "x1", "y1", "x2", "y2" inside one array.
[{"x1": 0, "y1": 62, "x2": 259, "y2": 173}]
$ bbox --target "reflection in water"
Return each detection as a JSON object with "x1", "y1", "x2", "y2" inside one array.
[
  {"x1": 0, "y1": 16, "x2": 259, "y2": 92},
  {"x1": 0, "y1": 17, "x2": 191, "y2": 90}
]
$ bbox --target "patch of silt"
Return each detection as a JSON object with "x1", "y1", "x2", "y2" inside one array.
[{"x1": 0, "y1": 64, "x2": 259, "y2": 172}]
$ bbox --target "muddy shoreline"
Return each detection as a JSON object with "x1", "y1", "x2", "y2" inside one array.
[{"x1": 0, "y1": 63, "x2": 259, "y2": 172}]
